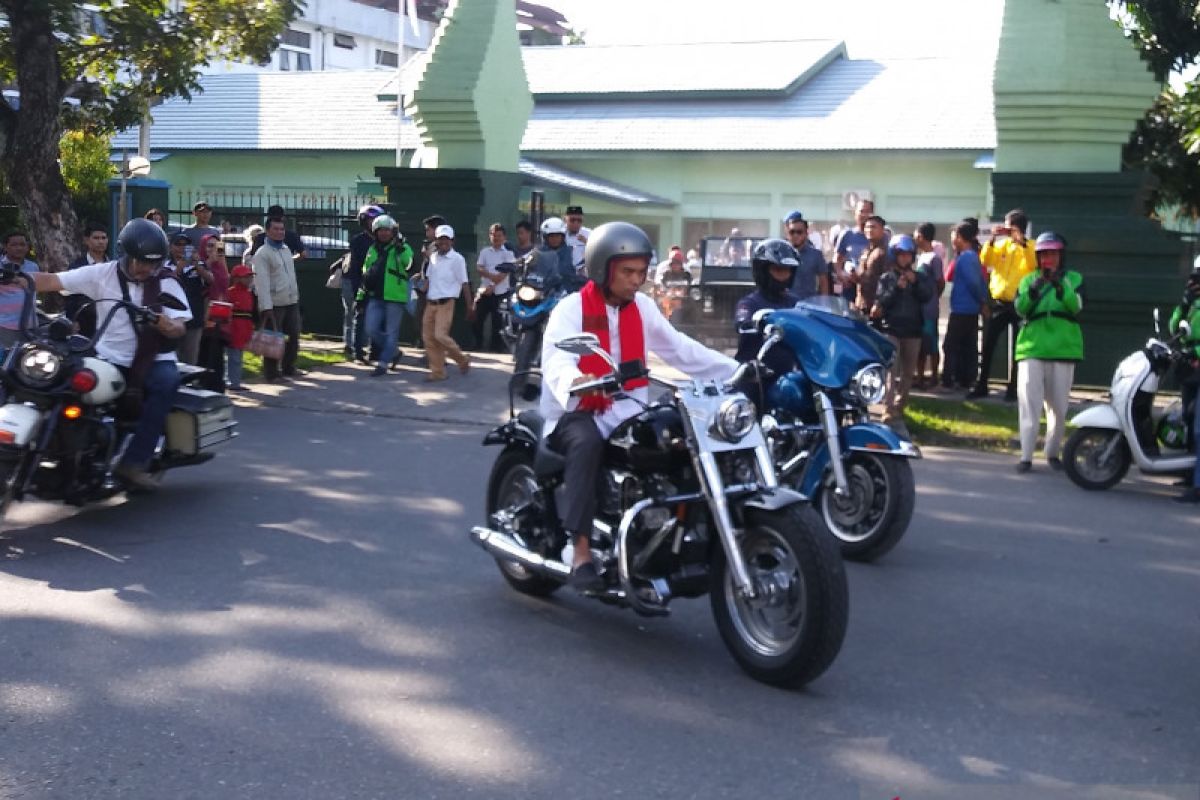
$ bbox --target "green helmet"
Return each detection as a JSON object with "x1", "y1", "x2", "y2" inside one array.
[
  {"x1": 372, "y1": 214, "x2": 398, "y2": 233},
  {"x1": 1157, "y1": 405, "x2": 1188, "y2": 450}
]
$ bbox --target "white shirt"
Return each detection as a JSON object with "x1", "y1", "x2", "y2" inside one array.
[
  {"x1": 427, "y1": 249, "x2": 468, "y2": 300},
  {"x1": 57, "y1": 261, "x2": 193, "y2": 368},
  {"x1": 476, "y1": 246, "x2": 512, "y2": 295},
  {"x1": 540, "y1": 292, "x2": 737, "y2": 437},
  {"x1": 654, "y1": 260, "x2": 692, "y2": 285},
  {"x1": 567, "y1": 226, "x2": 591, "y2": 272}
]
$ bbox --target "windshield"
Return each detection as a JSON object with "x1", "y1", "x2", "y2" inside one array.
[
  {"x1": 795, "y1": 295, "x2": 867, "y2": 321},
  {"x1": 701, "y1": 237, "x2": 763, "y2": 268}
]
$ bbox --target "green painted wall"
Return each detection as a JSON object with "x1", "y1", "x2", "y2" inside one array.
[{"x1": 147, "y1": 151, "x2": 392, "y2": 205}]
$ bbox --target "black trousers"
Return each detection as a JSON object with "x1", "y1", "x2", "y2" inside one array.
[
  {"x1": 263, "y1": 303, "x2": 301, "y2": 379},
  {"x1": 941, "y1": 312, "x2": 979, "y2": 389},
  {"x1": 473, "y1": 291, "x2": 509, "y2": 352},
  {"x1": 977, "y1": 301, "x2": 1020, "y2": 393},
  {"x1": 549, "y1": 411, "x2": 605, "y2": 537}
]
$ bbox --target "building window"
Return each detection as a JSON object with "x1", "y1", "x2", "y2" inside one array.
[
  {"x1": 277, "y1": 27, "x2": 312, "y2": 71},
  {"x1": 333, "y1": 33, "x2": 356, "y2": 49},
  {"x1": 281, "y1": 28, "x2": 311, "y2": 49},
  {"x1": 375, "y1": 49, "x2": 399, "y2": 68}
]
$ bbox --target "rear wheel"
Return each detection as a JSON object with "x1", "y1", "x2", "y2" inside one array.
[
  {"x1": 485, "y1": 448, "x2": 562, "y2": 597},
  {"x1": 710, "y1": 504, "x2": 848, "y2": 688},
  {"x1": 1063, "y1": 427, "x2": 1131, "y2": 491},
  {"x1": 816, "y1": 454, "x2": 914, "y2": 562}
]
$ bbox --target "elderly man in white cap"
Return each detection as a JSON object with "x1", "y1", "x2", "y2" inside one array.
[{"x1": 422, "y1": 224, "x2": 475, "y2": 381}]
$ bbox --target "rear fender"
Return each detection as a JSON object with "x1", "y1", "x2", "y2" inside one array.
[
  {"x1": 483, "y1": 418, "x2": 538, "y2": 449},
  {"x1": 1069, "y1": 403, "x2": 1120, "y2": 430}
]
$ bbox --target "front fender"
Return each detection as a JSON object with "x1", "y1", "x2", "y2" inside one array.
[
  {"x1": 795, "y1": 423, "x2": 919, "y2": 496},
  {"x1": 1069, "y1": 403, "x2": 1120, "y2": 430},
  {"x1": 482, "y1": 419, "x2": 538, "y2": 449},
  {"x1": 742, "y1": 486, "x2": 809, "y2": 511}
]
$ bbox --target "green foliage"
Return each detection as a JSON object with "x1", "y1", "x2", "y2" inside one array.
[
  {"x1": 59, "y1": 131, "x2": 113, "y2": 205},
  {"x1": 1110, "y1": 0, "x2": 1200, "y2": 82}
]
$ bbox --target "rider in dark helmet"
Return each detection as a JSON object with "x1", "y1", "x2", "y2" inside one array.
[
  {"x1": 1169, "y1": 264, "x2": 1200, "y2": 503},
  {"x1": 542, "y1": 221, "x2": 737, "y2": 592},
  {"x1": 733, "y1": 238, "x2": 802, "y2": 363},
  {"x1": 344, "y1": 204, "x2": 386, "y2": 361},
  {"x1": 30, "y1": 218, "x2": 191, "y2": 492}
]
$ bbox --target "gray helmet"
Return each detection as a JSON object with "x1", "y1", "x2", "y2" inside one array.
[
  {"x1": 584, "y1": 221, "x2": 654, "y2": 287},
  {"x1": 118, "y1": 218, "x2": 169, "y2": 262}
]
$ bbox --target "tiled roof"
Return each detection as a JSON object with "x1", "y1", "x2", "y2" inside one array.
[
  {"x1": 111, "y1": 71, "x2": 404, "y2": 151},
  {"x1": 113, "y1": 49, "x2": 994, "y2": 154},
  {"x1": 519, "y1": 159, "x2": 674, "y2": 205}
]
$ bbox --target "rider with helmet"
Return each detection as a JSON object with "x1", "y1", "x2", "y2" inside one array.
[
  {"x1": 541, "y1": 222, "x2": 737, "y2": 591},
  {"x1": 1013, "y1": 231, "x2": 1085, "y2": 474},
  {"x1": 733, "y1": 238, "x2": 802, "y2": 363},
  {"x1": 537, "y1": 217, "x2": 581, "y2": 292},
  {"x1": 1169, "y1": 263, "x2": 1200, "y2": 503},
  {"x1": 874, "y1": 234, "x2": 934, "y2": 431},
  {"x1": 29, "y1": 219, "x2": 192, "y2": 492},
  {"x1": 360, "y1": 215, "x2": 414, "y2": 377},
  {"x1": 344, "y1": 203, "x2": 385, "y2": 362}
]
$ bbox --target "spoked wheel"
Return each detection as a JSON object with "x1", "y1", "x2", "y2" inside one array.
[
  {"x1": 510, "y1": 329, "x2": 542, "y2": 403},
  {"x1": 1063, "y1": 427, "x2": 1131, "y2": 491},
  {"x1": 816, "y1": 453, "x2": 914, "y2": 562},
  {"x1": 485, "y1": 449, "x2": 561, "y2": 597},
  {"x1": 0, "y1": 454, "x2": 26, "y2": 527},
  {"x1": 710, "y1": 504, "x2": 847, "y2": 688}
]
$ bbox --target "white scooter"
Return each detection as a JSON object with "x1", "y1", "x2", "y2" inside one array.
[{"x1": 1063, "y1": 312, "x2": 1194, "y2": 491}]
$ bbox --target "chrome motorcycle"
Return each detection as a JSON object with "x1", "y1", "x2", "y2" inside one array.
[{"x1": 470, "y1": 333, "x2": 848, "y2": 688}]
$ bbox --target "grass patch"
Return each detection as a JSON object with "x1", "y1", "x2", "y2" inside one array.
[
  {"x1": 240, "y1": 345, "x2": 345, "y2": 380},
  {"x1": 904, "y1": 396, "x2": 1019, "y2": 452}
]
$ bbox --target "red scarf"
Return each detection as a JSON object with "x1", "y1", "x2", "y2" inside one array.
[{"x1": 578, "y1": 280, "x2": 647, "y2": 413}]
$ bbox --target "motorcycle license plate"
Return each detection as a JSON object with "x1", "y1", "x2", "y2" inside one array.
[{"x1": 0, "y1": 403, "x2": 41, "y2": 447}]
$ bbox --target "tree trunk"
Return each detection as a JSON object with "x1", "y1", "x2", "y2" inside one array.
[{"x1": 1, "y1": 0, "x2": 79, "y2": 278}]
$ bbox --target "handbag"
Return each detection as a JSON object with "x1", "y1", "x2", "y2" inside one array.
[
  {"x1": 325, "y1": 255, "x2": 346, "y2": 290},
  {"x1": 248, "y1": 329, "x2": 286, "y2": 360}
]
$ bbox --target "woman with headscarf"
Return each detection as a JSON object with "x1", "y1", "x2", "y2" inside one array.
[{"x1": 196, "y1": 234, "x2": 229, "y2": 390}]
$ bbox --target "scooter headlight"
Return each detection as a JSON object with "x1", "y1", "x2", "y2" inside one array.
[
  {"x1": 848, "y1": 363, "x2": 887, "y2": 406},
  {"x1": 713, "y1": 397, "x2": 756, "y2": 443},
  {"x1": 517, "y1": 285, "x2": 542, "y2": 303},
  {"x1": 17, "y1": 344, "x2": 63, "y2": 388}
]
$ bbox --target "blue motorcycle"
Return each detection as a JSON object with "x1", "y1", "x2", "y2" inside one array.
[
  {"x1": 741, "y1": 297, "x2": 920, "y2": 561},
  {"x1": 498, "y1": 254, "x2": 566, "y2": 402}
]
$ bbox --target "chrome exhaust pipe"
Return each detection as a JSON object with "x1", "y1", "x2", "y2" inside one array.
[{"x1": 470, "y1": 526, "x2": 571, "y2": 581}]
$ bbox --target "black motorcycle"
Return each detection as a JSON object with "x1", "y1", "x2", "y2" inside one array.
[
  {"x1": 497, "y1": 253, "x2": 566, "y2": 402},
  {"x1": 0, "y1": 269, "x2": 237, "y2": 520},
  {"x1": 469, "y1": 333, "x2": 848, "y2": 688}
]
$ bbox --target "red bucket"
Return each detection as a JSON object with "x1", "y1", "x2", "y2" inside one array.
[{"x1": 208, "y1": 301, "x2": 233, "y2": 321}]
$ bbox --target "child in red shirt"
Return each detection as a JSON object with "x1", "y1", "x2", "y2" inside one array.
[{"x1": 226, "y1": 265, "x2": 256, "y2": 390}]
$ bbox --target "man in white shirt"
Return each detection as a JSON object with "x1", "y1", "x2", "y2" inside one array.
[
  {"x1": 474, "y1": 223, "x2": 512, "y2": 353},
  {"x1": 29, "y1": 219, "x2": 191, "y2": 492},
  {"x1": 541, "y1": 222, "x2": 736, "y2": 591},
  {"x1": 252, "y1": 217, "x2": 301, "y2": 381},
  {"x1": 423, "y1": 224, "x2": 476, "y2": 381},
  {"x1": 564, "y1": 205, "x2": 591, "y2": 275},
  {"x1": 653, "y1": 246, "x2": 690, "y2": 286}
]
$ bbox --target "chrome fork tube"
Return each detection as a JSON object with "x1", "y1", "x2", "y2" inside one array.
[
  {"x1": 817, "y1": 391, "x2": 850, "y2": 496},
  {"x1": 697, "y1": 451, "x2": 756, "y2": 597}
]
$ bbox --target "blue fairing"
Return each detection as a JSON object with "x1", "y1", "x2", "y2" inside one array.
[
  {"x1": 513, "y1": 293, "x2": 561, "y2": 325},
  {"x1": 798, "y1": 422, "x2": 918, "y2": 495},
  {"x1": 766, "y1": 371, "x2": 816, "y2": 418},
  {"x1": 765, "y1": 301, "x2": 894, "y2": 389}
]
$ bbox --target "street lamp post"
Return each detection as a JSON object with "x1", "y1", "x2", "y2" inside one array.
[{"x1": 117, "y1": 152, "x2": 152, "y2": 229}]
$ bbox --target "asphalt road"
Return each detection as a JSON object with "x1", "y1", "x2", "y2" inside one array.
[{"x1": 0, "y1": 360, "x2": 1197, "y2": 800}]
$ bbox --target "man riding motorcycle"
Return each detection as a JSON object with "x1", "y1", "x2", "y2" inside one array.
[
  {"x1": 1171, "y1": 265, "x2": 1200, "y2": 504},
  {"x1": 541, "y1": 222, "x2": 737, "y2": 591},
  {"x1": 27, "y1": 218, "x2": 191, "y2": 491},
  {"x1": 537, "y1": 217, "x2": 582, "y2": 293},
  {"x1": 733, "y1": 238, "x2": 802, "y2": 364}
]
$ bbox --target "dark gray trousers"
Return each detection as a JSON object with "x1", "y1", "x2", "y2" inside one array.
[{"x1": 549, "y1": 411, "x2": 605, "y2": 536}]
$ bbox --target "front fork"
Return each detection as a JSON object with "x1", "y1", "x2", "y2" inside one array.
[{"x1": 816, "y1": 391, "x2": 850, "y2": 496}]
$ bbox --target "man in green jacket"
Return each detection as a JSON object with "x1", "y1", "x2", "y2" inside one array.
[
  {"x1": 360, "y1": 215, "x2": 414, "y2": 377},
  {"x1": 1169, "y1": 266, "x2": 1200, "y2": 503},
  {"x1": 1014, "y1": 231, "x2": 1084, "y2": 474}
]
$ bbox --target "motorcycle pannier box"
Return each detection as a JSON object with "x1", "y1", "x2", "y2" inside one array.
[{"x1": 166, "y1": 388, "x2": 238, "y2": 455}]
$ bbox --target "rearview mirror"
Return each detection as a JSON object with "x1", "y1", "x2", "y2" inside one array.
[
  {"x1": 555, "y1": 333, "x2": 601, "y2": 355},
  {"x1": 158, "y1": 294, "x2": 188, "y2": 312},
  {"x1": 1153, "y1": 307, "x2": 1161, "y2": 336}
]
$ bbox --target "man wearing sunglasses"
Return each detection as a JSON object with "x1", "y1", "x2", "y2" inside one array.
[{"x1": 782, "y1": 210, "x2": 829, "y2": 299}]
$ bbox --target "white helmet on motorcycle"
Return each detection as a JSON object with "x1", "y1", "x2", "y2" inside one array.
[{"x1": 540, "y1": 217, "x2": 567, "y2": 237}]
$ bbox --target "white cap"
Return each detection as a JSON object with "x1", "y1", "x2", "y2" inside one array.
[{"x1": 435, "y1": 224, "x2": 455, "y2": 239}]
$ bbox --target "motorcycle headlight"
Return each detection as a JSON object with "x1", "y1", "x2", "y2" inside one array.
[
  {"x1": 689, "y1": 288, "x2": 702, "y2": 302},
  {"x1": 517, "y1": 285, "x2": 542, "y2": 303},
  {"x1": 713, "y1": 397, "x2": 756, "y2": 443},
  {"x1": 17, "y1": 345, "x2": 63, "y2": 387},
  {"x1": 848, "y1": 363, "x2": 887, "y2": 406}
]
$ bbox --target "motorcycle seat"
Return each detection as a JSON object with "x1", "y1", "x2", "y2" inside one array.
[{"x1": 517, "y1": 410, "x2": 566, "y2": 479}]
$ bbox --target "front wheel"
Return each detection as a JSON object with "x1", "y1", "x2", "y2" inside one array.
[
  {"x1": 511, "y1": 328, "x2": 542, "y2": 402},
  {"x1": 710, "y1": 504, "x2": 848, "y2": 689},
  {"x1": 485, "y1": 448, "x2": 561, "y2": 597},
  {"x1": 1063, "y1": 427, "x2": 1131, "y2": 491},
  {"x1": 815, "y1": 453, "x2": 915, "y2": 562}
]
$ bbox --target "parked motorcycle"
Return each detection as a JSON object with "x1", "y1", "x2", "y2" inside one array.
[
  {"x1": 1063, "y1": 311, "x2": 1195, "y2": 490},
  {"x1": 740, "y1": 297, "x2": 920, "y2": 562},
  {"x1": 0, "y1": 269, "x2": 237, "y2": 520},
  {"x1": 498, "y1": 253, "x2": 566, "y2": 402},
  {"x1": 469, "y1": 333, "x2": 848, "y2": 688}
]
